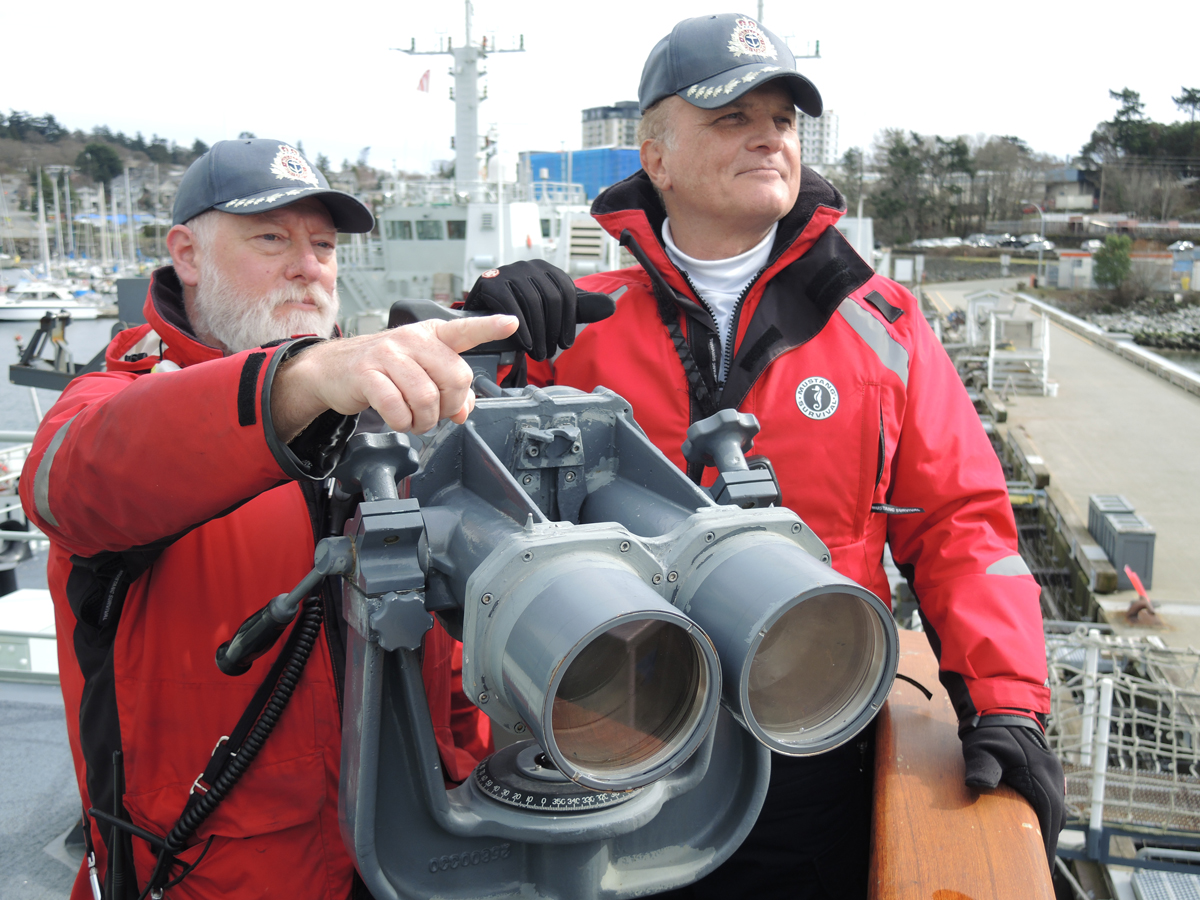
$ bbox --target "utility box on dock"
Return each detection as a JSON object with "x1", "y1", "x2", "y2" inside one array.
[
  {"x1": 1088, "y1": 495, "x2": 1133, "y2": 541},
  {"x1": 1088, "y1": 494, "x2": 1155, "y2": 591}
]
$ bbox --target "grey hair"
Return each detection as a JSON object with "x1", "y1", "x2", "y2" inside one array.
[
  {"x1": 184, "y1": 208, "x2": 222, "y2": 248},
  {"x1": 636, "y1": 98, "x2": 676, "y2": 150}
]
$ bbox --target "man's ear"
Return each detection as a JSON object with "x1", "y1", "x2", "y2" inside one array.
[
  {"x1": 640, "y1": 139, "x2": 672, "y2": 194},
  {"x1": 166, "y1": 224, "x2": 201, "y2": 288}
]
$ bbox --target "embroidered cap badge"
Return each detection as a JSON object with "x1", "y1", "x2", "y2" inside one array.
[
  {"x1": 270, "y1": 145, "x2": 320, "y2": 187},
  {"x1": 727, "y1": 18, "x2": 777, "y2": 60}
]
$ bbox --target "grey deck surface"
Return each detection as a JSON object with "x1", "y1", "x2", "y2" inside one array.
[{"x1": 0, "y1": 681, "x2": 77, "y2": 900}]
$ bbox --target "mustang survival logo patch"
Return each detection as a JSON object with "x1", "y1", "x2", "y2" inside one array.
[{"x1": 796, "y1": 377, "x2": 838, "y2": 420}]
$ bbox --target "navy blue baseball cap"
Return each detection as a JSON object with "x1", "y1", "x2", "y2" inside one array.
[
  {"x1": 638, "y1": 14, "x2": 822, "y2": 116},
  {"x1": 172, "y1": 139, "x2": 375, "y2": 233}
]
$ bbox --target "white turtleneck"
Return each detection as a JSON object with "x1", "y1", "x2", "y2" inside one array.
[{"x1": 662, "y1": 219, "x2": 777, "y2": 381}]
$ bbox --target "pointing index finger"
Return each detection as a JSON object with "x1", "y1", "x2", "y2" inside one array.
[{"x1": 432, "y1": 315, "x2": 520, "y2": 354}]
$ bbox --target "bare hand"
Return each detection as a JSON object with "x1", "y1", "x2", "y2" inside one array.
[{"x1": 271, "y1": 315, "x2": 519, "y2": 441}]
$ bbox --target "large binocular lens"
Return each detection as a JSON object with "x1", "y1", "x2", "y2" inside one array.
[
  {"x1": 746, "y1": 591, "x2": 889, "y2": 749},
  {"x1": 552, "y1": 618, "x2": 706, "y2": 779},
  {"x1": 676, "y1": 534, "x2": 897, "y2": 756},
  {"x1": 497, "y1": 563, "x2": 720, "y2": 791}
]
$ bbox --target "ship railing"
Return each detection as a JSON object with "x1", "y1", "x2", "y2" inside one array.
[
  {"x1": 1048, "y1": 627, "x2": 1200, "y2": 873},
  {"x1": 379, "y1": 180, "x2": 586, "y2": 207},
  {"x1": 339, "y1": 236, "x2": 385, "y2": 270}
]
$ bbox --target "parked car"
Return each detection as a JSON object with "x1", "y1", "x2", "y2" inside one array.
[
  {"x1": 965, "y1": 233, "x2": 998, "y2": 247},
  {"x1": 939, "y1": 237, "x2": 964, "y2": 248},
  {"x1": 1017, "y1": 233, "x2": 1044, "y2": 245},
  {"x1": 1168, "y1": 240, "x2": 1195, "y2": 253},
  {"x1": 1023, "y1": 240, "x2": 1056, "y2": 252},
  {"x1": 998, "y1": 236, "x2": 1027, "y2": 248},
  {"x1": 1081, "y1": 239, "x2": 1104, "y2": 252}
]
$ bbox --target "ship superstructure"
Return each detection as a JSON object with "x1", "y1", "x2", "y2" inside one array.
[{"x1": 336, "y1": 2, "x2": 624, "y2": 317}]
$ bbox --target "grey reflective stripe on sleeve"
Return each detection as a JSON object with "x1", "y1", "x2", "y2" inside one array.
[
  {"x1": 33, "y1": 414, "x2": 78, "y2": 529},
  {"x1": 837, "y1": 299, "x2": 910, "y2": 386},
  {"x1": 986, "y1": 554, "x2": 1032, "y2": 577}
]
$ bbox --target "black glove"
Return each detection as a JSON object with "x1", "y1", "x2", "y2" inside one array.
[
  {"x1": 962, "y1": 716, "x2": 1066, "y2": 868},
  {"x1": 463, "y1": 260, "x2": 577, "y2": 362}
]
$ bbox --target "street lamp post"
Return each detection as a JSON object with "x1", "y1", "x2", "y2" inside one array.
[{"x1": 1021, "y1": 199, "x2": 1047, "y2": 284}]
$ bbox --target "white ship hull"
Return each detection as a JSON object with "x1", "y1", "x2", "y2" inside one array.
[{"x1": 0, "y1": 301, "x2": 101, "y2": 321}]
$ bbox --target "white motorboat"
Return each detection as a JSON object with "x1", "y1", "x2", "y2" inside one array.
[{"x1": 0, "y1": 282, "x2": 102, "y2": 321}]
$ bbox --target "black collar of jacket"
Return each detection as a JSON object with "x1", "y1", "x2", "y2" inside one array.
[
  {"x1": 150, "y1": 266, "x2": 203, "y2": 342},
  {"x1": 593, "y1": 169, "x2": 875, "y2": 412}
]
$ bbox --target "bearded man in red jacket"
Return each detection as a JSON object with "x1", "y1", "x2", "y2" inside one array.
[
  {"x1": 22, "y1": 139, "x2": 516, "y2": 899},
  {"x1": 463, "y1": 14, "x2": 1065, "y2": 899}
]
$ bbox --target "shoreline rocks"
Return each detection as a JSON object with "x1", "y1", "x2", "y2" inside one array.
[{"x1": 1081, "y1": 303, "x2": 1200, "y2": 352}]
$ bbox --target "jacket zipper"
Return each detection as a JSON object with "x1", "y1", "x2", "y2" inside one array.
[
  {"x1": 678, "y1": 265, "x2": 770, "y2": 392},
  {"x1": 718, "y1": 265, "x2": 769, "y2": 389}
]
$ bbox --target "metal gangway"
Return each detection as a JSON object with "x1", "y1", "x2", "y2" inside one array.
[{"x1": 962, "y1": 290, "x2": 1051, "y2": 396}]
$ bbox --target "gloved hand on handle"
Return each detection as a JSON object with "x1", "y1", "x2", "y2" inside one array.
[{"x1": 463, "y1": 260, "x2": 579, "y2": 362}]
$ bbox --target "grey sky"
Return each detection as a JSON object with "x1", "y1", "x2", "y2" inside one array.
[{"x1": 7, "y1": 0, "x2": 1194, "y2": 174}]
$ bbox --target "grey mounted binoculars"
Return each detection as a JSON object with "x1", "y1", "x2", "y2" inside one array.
[{"x1": 230, "y1": 299, "x2": 899, "y2": 899}]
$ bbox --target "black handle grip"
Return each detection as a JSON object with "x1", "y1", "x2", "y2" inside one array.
[{"x1": 216, "y1": 597, "x2": 292, "y2": 676}]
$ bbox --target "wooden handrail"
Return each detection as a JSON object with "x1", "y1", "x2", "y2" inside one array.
[{"x1": 870, "y1": 630, "x2": 1054, "y2": 900}]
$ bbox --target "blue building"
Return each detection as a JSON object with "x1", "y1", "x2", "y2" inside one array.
[{"x1": 519, "y1": 148, "x2": 642, "y2": 201}]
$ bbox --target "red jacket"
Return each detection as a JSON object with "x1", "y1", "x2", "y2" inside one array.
[
  {"x1": 543, "y1": 169, "x2": 1048, "y2": 723},
  {"x1": 20, "y1": 268, "x2": 491, "y2": 900}
]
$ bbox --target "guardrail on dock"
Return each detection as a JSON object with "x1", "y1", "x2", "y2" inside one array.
[{"x1": 1015, "y1": 293, "x2": 1200, "y2": 400}]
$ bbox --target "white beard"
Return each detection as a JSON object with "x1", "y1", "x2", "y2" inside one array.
[{"x1": 191, "y1": 262, "x2": 340, "y2": 354}]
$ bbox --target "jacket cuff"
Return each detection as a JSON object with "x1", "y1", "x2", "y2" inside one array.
[
  {"x1": 260, "y1": 338, "x2": 358, "y2": 481},
  {"x1": 959, "y1": 709, "x2": 1044, "y2": 737}
]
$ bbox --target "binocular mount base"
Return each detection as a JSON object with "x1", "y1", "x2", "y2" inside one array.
[{"x1": 474, "y1": 742, "x2": 643, "y2": 812}]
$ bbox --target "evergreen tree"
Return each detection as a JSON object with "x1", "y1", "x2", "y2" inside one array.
[
  {"x1": 75, "y1": 143, "x2": 124, "y2": 188},
  {"x1": 1093, "y1": 235, "x2": 1133, "y2": 289}
]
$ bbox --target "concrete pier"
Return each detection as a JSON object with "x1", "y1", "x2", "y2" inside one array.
[{"x1": 928, "y1": 280, "x2": 1200, "y2": 648}]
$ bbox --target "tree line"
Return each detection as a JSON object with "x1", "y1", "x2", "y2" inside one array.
[
  {"x1": 831, "y1": 87, "x2": 1200, "y2": 246},
  {"x1": 1, "y1": 109, "x2": 209, "y2": 167}
]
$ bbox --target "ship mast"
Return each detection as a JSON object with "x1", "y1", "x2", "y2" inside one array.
[{"x1": 397, "y1": 1, "x2": 524, "y2": 187}]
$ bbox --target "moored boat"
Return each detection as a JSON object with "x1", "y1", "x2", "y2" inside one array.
[{"x1": 0, "y1": 282, "x2": 102, "y2": 321}]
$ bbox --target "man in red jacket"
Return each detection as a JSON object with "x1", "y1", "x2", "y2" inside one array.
[
  {"x1": 22, "y1": 139, "x2": 516, "y2": 900},
  {"x1": 464, "y1": 14, "x2": 1064, "y2": 898}
]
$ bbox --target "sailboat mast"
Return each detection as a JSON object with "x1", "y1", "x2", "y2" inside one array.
[
  {"x1": 51, "y1": 172, "x2": 65, "y2": 269},
  {"x1": 111, "y1": 181, "x2": 124, "y2": 269},
  {"x1": 63, "y1": 170, "x2": 76, "y2": 258},
  {"x1": 0, "y1": 177, "x2": 16, "y2": 258},
  {"x1": 98, "y1": 183, "x2": 111, "y2": 269},
  {"x1": 36, "y1": 169, "x2": 51, "y2": 276},
  {"x1": 124, "y1": 168, "x2": 137, "y2": 266}
]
